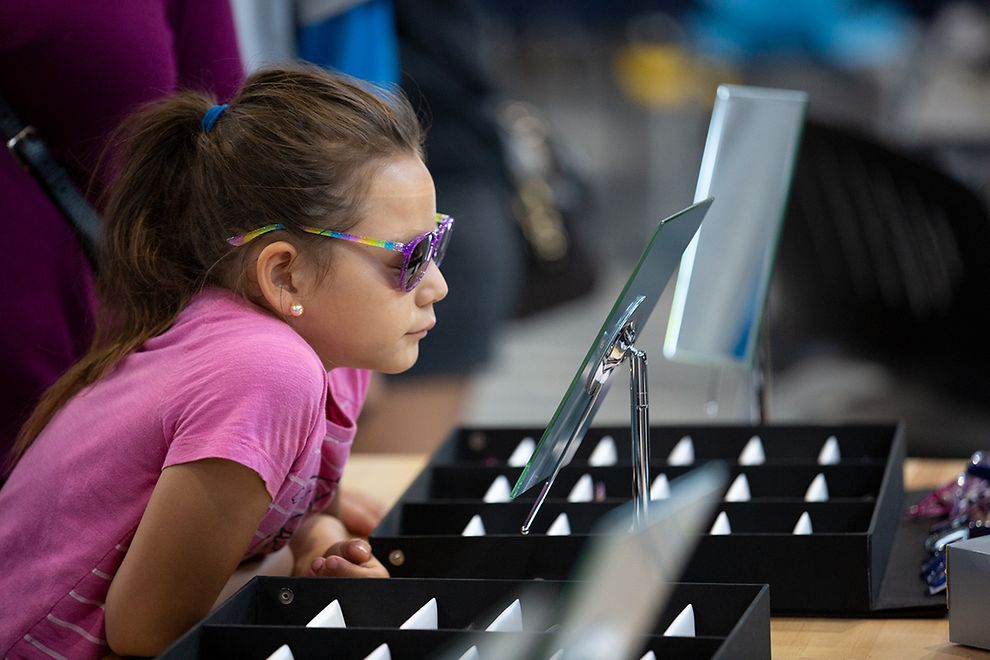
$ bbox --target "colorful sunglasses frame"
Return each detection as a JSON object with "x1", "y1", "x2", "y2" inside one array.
[{"x1": 226, "y1": 213, "x2": 454, "y2": 292}]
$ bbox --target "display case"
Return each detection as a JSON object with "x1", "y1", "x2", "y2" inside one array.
[
  {"x1": 160, "y1": 577, "x2": 770, "y2": 659},
  {"x1": 371, "y1": 423, "x2": 939, "y2": 615}
]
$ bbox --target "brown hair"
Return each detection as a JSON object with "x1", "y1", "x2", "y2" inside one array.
[{"x1": 8, "y1": 65, "x2": 423, "y2": 471}]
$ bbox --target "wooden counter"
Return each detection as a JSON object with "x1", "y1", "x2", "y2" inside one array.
[{"x1": 345, "y1": 455, "x2": 990, "y2": 660}]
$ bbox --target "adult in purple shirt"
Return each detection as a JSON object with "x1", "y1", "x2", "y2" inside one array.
[{"x1": 0, "y1": 0, "x2": 243, "y2": 459}]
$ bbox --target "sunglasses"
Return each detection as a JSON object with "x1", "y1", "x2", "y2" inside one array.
[{"x1": 227, "y1": 214, "x2": 454, "y2": 292}]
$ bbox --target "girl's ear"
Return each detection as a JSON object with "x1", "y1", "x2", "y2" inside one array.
[{"x1": 254, "y1": 241, "x2": 306, "y2": 317}]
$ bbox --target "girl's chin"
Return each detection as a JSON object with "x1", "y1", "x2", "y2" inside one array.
[
  {"x1": 377, "y1": 349, "x2": 419, "y2": 375},
  {"x1": 318, "y1": 343, "x2": 419, "y2": 374}
]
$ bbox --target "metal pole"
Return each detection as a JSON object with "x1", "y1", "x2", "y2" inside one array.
[
  {"x1": 750, "y1": 306, "x2": 772, "y2": 426},
  {"x1": 629, "y1": 346, "x2": 650, "y2": 528}
]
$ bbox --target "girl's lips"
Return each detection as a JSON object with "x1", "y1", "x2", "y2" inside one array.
[{"x1": 408, "y1": 321, "x2": 435, "y2": 336}]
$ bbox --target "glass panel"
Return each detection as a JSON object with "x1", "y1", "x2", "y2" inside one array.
[
  {"x1": 552, "y1": 463, "x2": 728, "y2": 659},
  {"x1": 512, "y1": 199, "x2": 711, "y2": 498},
  {"x1": 664, "y1": 85, "x2": 807, "y2": 367}
]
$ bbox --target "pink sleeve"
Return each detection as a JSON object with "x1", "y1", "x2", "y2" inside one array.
[
  {"x1": 307, "y1": 368, "x2": 371, "y2": 511},
  {"x1": 161, "y1": 341, "x2": 328, "y2": 499},
  {"x1": 327, "y1": 367, "x2": 372, "y2": 424}
]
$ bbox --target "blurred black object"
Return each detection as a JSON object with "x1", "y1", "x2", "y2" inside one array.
[
  {"x1": 394, "y1": 0, "x2": 523, "y2": 373},
  {"x1": 773, "y1": 119, "x2": 990, "y2": 418},
  {"x1": 0, "y1": 93, "x2": 102, "y2": 270},
  {"x1": 396, "y1": 0, "x2": 596, "y2": 322},
  {"x1": 496, "y1": 100, "x2": 598, "y2": 318}
]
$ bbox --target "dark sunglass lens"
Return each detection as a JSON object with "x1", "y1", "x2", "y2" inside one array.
[{"x1": 402, "y1": 237, "x2": 430, "y2": 289}]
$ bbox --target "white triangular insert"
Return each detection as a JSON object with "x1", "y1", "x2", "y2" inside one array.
[
  {"x1": 709, "y1": 511, "x2": 731, "y2": 535},
  {"x1": 667, "y1": 436, "x2": 695, "y2": 465},
  {"x1": 738, "y1": 436, "x2": 766, "y2": 465},
  {"x1": 804, "y1": 473, "x2": 829, "y2": 502},
  {"x1": 457, "y1": 646, "x2": 480, "y2": 660},
  {"x1": 265, "y1": 645, "x2": 295, "y2": 660},
  {"x1": 793, "y1": 511, "x2": 813, "y2": 535},
  {"x1": 640, "y1": 652, "x2": 657, "y2": 660},
  {"x1": 400, "y1": 598, "x2": 438, "y2": 630},
  {"x1": 662, "y1": 604, "x2": 696, "y2": 637},
  {"x1": 362, "y1": 644, "x2": 392, "y2": 660},
  {"x1": 817, "y1": 436, "x2": 841, "y2": 465},
  {"x1": 462, "y1": 515, "x2": 486, "y2": 537},
  {"x1": 650, "y1": 473, "x2": 670, "y2": 500},
  {"x1": 486, "y1": 598, "x2": 523, "y2": 632},
  {"x1": 306, "y1": 599, "x2": 345, "y2": 628},
  {"x1": 483, "y1": 475, "x2": 512, "y2": 503},
  {"x1": 724, "y1": 474, "x2": 751, "y2": 502},
  {"x1": 588, "y1": 436, "x2": 618, "y2": 466},
  {"x1": 567, "y1": 473, "x2": 594, "y2": 502},
  {"x1": 546, "y1": 512, "x2": 571, "y2": 536},
  {"x1": 508, "y1": 437, "x2": 536, "y2": 467}
]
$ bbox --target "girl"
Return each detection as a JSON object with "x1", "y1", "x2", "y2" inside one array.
[{"x1": 0, "y1": 65, "x2": 449, "y2": 658}]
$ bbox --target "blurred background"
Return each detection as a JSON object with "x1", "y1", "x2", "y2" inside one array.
[{"x1": 452, "y1": 0, "x2": 990, "y2": 456}]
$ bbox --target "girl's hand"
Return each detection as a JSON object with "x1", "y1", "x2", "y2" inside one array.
[
  {"x1": 309, "y1": 539, "x2": 390, "y2": 578},
  {"x1": 290, "y1": 513, "x2": 389, "y2": 578},
  {"x1": 335, "y1": 486, "x2": 387, "y2": 538}
]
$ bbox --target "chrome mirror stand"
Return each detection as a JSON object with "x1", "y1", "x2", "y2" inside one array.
[{"x1": 521, "y1": 314, "x2": 653, "y2": 534}]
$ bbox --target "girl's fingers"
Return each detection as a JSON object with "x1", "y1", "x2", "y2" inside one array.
[
  {"x1": 359, "y1": 495, "x2": 387, "y2": 520},
  {"x1": 322, "y1": 538, "x2": 372, "y2": 564},
  {"x1": 339, "y1": 505, "x2": 376, "y2": 538},
  {"x1": 339, "y1": 492, "x2": 387, "y2": 537},
  {"x1": 311, "y1": 554, "x2": 389, "y2": 578},
  {"x1": 307, "y1": 538, "x2": 389, "y2": 577}
]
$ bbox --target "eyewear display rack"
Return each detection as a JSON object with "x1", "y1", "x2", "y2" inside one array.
[
  {"x1": 371, "y1": 422, "x2": 944, "y2": 617},
  {"x1": 160, "y1": 577, "x2": 769, "y2": 659}
]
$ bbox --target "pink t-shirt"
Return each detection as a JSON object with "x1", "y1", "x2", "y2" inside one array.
[{"x1": 0, "y1": 289, "x2": 370, "y2": 659}]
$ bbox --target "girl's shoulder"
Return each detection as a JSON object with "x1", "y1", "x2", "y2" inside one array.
[
  {"x1": 165, "y1": 288, "x2": 327, "y2": 393},
  {"x1": 157, "y1": 291, "x2": 330, "y2": 456}
]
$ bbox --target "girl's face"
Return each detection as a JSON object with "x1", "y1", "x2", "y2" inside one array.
[{"x1": 293, "y1": 155, "x2": 448, "y2": 373}]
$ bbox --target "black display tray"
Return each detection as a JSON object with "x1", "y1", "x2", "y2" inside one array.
[
  {"x1": 430, "y1": 424, "x2": 896, "y2": 466},
  {"x1": 160, "y1": 577, "x2": 770, "y2": 660},
  {"x1": 371, "y1": 423, "x2": 937, "y2": 615},
  {"x1": 398, "y1": 464, "x2": 887, "y2": 502}
]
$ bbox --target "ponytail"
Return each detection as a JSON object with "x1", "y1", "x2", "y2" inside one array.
[{"x1": 8, "y1": 65, "x2": 423, "y2": 472}]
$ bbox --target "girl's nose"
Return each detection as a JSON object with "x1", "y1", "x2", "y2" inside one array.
[{"x1": 416, "y1": 261, "x2": 448, "y2": 304}]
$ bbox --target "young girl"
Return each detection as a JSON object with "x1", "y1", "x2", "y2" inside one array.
[{"x1": 0, "y1": 65, "x2": 449, "y2": 658}]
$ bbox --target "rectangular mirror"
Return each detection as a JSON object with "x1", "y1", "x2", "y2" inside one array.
[
  {"x1": 552, "y1": 462, "x2": 728, "y2": 660},
  {"x1": 512, "y1": 199, "x2": 711, "y2": 500},
  {"x1": 664, "y1": 85, "x2": 807, "y2": 368}
]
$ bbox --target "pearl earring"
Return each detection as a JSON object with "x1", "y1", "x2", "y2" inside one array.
[{"x1": 289, "y1": 303, "x2": 304, "y2": 317}]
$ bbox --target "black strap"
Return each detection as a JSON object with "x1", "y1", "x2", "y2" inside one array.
[{"x1": 0, "y1": 92, "x2": 102, "y2": 270}]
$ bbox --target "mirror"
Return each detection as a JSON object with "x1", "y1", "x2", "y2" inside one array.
[
  {"x1": 432, "y1": 463, "x2": 727, "y2": 660},
  {"x1": 664, "y1": 85, "x2": 807, "y2": 368},
  {"x1": 512, "y1": 199, "x2": 712, "y2": 499},
  {"x1": 551, "y1": 462, "x2": 728, "y2": 660}
]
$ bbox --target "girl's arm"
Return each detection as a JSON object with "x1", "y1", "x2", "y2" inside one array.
[
  {"x1": 213, "y1": 543, "x2": 295, "y2": 608},
  {"x1": 104, "y1": 458, "x2": 271, "y2": 657}
]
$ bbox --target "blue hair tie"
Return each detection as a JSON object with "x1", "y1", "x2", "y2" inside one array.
[{"x1": 201, "y1": 103, "x2": 229, "y2": 133}]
